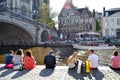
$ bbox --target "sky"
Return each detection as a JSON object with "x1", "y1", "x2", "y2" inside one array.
[
  {"x1": 50, "y1": 0, "x2": 120, "y2": 14},
  {"x1": 50, "y1": 0, "x2": 120, "y2": 28}
]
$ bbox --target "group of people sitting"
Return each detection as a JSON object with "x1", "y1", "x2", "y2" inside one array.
[
  {"x1": 67, "y1": 49, "x2": 98, "y2": 72},
  {"x1": 4, "y1": 49, "x2": 56, "y2": 70},
  {"x1": 4, "y1": 48, "x2": 120, "y2": 71},
  {"x1": 4, "y1": 49, "x2": 36, "y2": 70},
  {"x1": 67, "y1": 49, "x2": 120, "y2": 72}
]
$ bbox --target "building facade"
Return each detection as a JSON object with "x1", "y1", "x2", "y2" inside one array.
[
  {"x1": 58, "y1": 0, "x2": 95, "y2": 40},
  {"x1": 0, "y1": 0, "x2": 6, "y2": 12},
  {"x1": 102, "y1": 8, "x2": 120, "y2": 37},
  {"x1": 6, "y1": 0, "x2": 49, "y2": 19}
]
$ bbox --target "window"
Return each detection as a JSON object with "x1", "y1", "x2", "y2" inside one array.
[
  {"x1": 80, "y1": 19, "x2": 83, "y2": 23},
  {"x1": 111, "y1": 19, "x2": 114, "y2": 25},
  {"x1": 105, "y1": 19, "x2": 109, "y2": 26},
  {"x1": 85, "y1": 19, "x2": 88, "y2": 23},
  {"x1": 89, "y1": 24, "x2": 92, "y2": 30},
  {"x1": 15, "y1": 0, "x2": 17, "y2": 12},
  {"x1": 111, "y1": 28, "x2": 114, "y2": 36},
  {"x1": 75, "y1": 18, "x2": 78, "y2": 23},
  {"x1": 117, "y1": 18, "x2": 120, "y2": 25},
  {"x1": 86, "y1": 24, "x2": 88, "y2": 30},
  {"x1": 105, "y1": 12, "x2": 108, "y2": 16},
  {"x1": 105, "y1": 29, "x2": 109, "y2": 36},
  {"x1": 89, "y1": 18, "x2": 92, "y2": 23}
]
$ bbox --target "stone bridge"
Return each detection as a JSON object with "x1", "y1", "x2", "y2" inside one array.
[{"x1": 0, "y1": 10, "x2": 58, "y2": 45}]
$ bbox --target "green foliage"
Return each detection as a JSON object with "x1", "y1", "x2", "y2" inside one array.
[
  {"x1": 38, "y1": 3, "x2": 57, "y2": 28},
  {"x1": 96, "y1": 19, "x2": 101, "y2": 32}
]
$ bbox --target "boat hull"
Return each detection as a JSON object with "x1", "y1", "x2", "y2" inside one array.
[{"x1": 72, "y1": 44, "x2": 117, "y2": 50}]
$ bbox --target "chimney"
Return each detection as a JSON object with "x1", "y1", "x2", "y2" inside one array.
[
  {"x1": 93, "y1": 9, "x2": 95, "y2": 17},
  {"x1": 103, "y1": 7, "x2": 105, "y2": 16}
]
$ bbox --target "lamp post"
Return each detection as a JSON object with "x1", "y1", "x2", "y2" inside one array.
[{"x1": 34, "y1": 10, "x2": 39, "y2": 45}]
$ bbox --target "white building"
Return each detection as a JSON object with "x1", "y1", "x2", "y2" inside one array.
[{"x1": 102, "y1": 12, "x2": 120, "y2": 37}]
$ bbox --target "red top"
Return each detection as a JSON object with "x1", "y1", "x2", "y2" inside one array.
[
  {"x1": 24, "y1": 56, "x2": 35, "y2": 69},
  {"x1": 111, "y1": 56, "x2": 120, "y2": 68},
  {"x1": 47, "y1": 35, "x2": 51, "y2": 41}
]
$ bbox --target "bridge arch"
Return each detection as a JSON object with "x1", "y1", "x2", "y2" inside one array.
[
  {"x1": 0, "y1": 13, "x2": 58, "y2": 45},
  {"x1": 0, "y1": 20, "x2": 35, "y2": 45},
  {"x1": 41, "y1": 30, "x2": 49, "y2": 42}
]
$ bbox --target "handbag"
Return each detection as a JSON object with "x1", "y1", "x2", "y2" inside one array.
[{"x1": 13, "y1": 64, "x2": 23, "y2": 70}]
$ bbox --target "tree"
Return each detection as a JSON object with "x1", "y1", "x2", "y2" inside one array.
[
  {"x1": 38, "y1": 3, "x2": 57, "y2": 28},
  {"x1": 96, "y1": 19, "x2": 101, "y2": 32}
]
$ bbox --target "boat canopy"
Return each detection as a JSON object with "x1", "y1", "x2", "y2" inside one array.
[{"x1": 76, "y1": 32, "x2": 100, "y2": 35}]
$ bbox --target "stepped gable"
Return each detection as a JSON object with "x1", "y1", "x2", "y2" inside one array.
[
  {"x1": 59, "y1": 0, "x2": 80, "y2": 16},
  {"x1": 59, "y1": 0, "x2": 73, "y2": 16},
  {"x1": 63, "y1": 0, "x2": 73, "y2": 9}
]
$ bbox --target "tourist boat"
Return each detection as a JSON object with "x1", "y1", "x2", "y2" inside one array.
[{"x1": 72, "y1": 44, "x2": 117, "y2": 50}]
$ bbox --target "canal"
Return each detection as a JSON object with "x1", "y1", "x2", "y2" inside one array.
[{"x1": 0, "y1": 46, "x2": 119, "y2": 66}]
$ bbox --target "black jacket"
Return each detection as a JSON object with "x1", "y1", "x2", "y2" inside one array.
[{"x1": 44, "y1": 54, "x2": 56, "y2": 68}]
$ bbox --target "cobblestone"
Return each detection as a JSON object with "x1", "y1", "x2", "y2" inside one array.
[{"x1": 0, "y1": 64, "x2": 120, "y2": 80}]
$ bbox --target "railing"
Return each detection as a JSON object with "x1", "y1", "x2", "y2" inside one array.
[
  {"x1": 8, "y1": 9, "x2": 37, "y2": 25},
  {"x1": 0, "y1": 7, "x2": 54, "y2": 31},
  {"x1": 7, "y1": 9, "x2": 48, "y2": 29}
]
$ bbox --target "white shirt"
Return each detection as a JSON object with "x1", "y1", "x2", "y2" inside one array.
[
  {"x1": 13, "y1": 55, "x2": 22, "y2": 64},
  {"x1": 88, "y1": 54, "x2": 98, "y2": 68},
  {"x1": 68, "y1": 63, "x2": 75, "y2": 68}
]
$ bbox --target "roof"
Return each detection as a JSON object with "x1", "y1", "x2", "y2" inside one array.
[
  {"x1": 105, "y1": 8, "x2": 120, "y2": 16},
  {"x1": 106, "y1": 8, "x2": 120, "y2": 11},
  {"x1": 63, "y1": 0, "x2": 73, "y2": 9},
  {"x1": 77, "y1": 8, "x2": 85, "y2": 13},
  {"x1": 77, "y1": 7, "x2": 93, "y2": 17},
  {"x1": 59, "y1": 0, "x2": 74, "y2": 16}
]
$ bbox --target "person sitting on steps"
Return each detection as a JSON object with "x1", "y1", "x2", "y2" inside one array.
[
  {"x1": 4, "y1": 50, "x2": 14, "y2": 69},
  {"x1": 12, "y1": 49, "x2": 24, "y2": 70},
  {"x1": 109, "y1": 51, "x2": 120, "y2": 70},
  {"x1": 67, "y1": 52, "x2": 79, "y2": 70},
  {"x1": 44, "y1": 50, "x2": 56, "y2": 69},
  {"x1": 24, "y1": 50, "x2": 36, "y2": 70},
  {"x1": 87, "y1": 49, "x2": 98, "y2": 70}
]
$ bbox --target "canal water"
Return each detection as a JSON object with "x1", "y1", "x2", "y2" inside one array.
[
  {"x1": 0, "y1": 46, "x2": 119, "y2": 66},
  {"x1": 53, "y1": 46, "x2": 119, "y2": 66}
]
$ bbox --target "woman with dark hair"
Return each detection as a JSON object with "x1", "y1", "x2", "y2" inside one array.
[
  {"x1": 24, "y1": 50, "x2": 36, "y2": 70},
  {"x1": 4, "y1": 50, "x2": 14, "y2": 68},
  {"x1": 12, "y1": 49, "x2": 24, "y2": 70},
  {"x1": 109, "y1": 51, "x2": 120, "y2": 70},
  {"x1": 12, "y1": 49, "x2": 24, "y2": 64}
]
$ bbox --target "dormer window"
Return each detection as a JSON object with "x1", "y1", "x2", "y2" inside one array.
[{"x1": 105, "y1": 12, "x2": 108, "y2": 16}]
